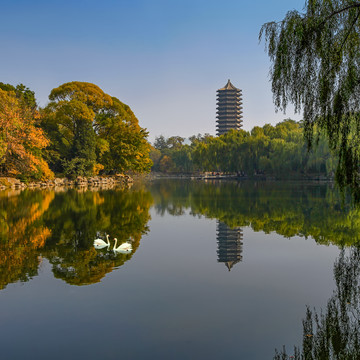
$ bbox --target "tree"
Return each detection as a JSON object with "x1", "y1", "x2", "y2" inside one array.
[
  {"x1": 260, "y1": 0, "x2": 360, "y2": 198},
  {"x1": 167, "y1": 136, "x2": 185, "y2": 149},
  {"x1": 0, "y1": 89, "x2": 53, "y2": 179},
  {"x1": 149, "y1": 146, "x2": 162, "y2": 171},
  {"x1": 153, "y1": 135, "x2": 168, "y2": 151},
  {"x1": 0, "y1": 82, "x2": 37, "y2": 109},
  {"x1": 42, "y1": 82, "x2": 152, "y2": 176},
  {"x1": 171, "y1": 145, "x2": 193, "y2": 172},
  {"x1": 159, "y1": 155, "x2": 173, "y2": 173},
  {"x1": 42, "y1": 84, "x2": 104, "y2": 176},
  {"x1": 96, "y1": 97, "x2": 152, "y2": 173}
]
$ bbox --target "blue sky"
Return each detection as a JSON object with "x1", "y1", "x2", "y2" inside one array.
[{"x1": 0, "y1": 0, "x2": 305, "y2": 142}]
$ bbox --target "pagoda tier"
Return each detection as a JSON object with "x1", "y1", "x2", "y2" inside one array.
[
  {"x1": 216, "y1": 120, "x2": 242, "y2": 125},
  {"x1": 216, "y1": 111, "x2": 242, "y2": 115},
  {"x1": 217, "y1": 108, "x2": 243, "y2": 112},
  {"x1": 216, "y1": 79, "x2": 243, "y2": 136},
  {"x1": 216, "y1": 123, "x2": 242, "y2": 129}
]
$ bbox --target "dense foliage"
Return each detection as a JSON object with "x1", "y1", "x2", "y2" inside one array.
[
  {"x1": 260, "y1": 0, "x2": 360, "y2": 198},
  {"x1": 0, "y1": 80, "x2": 341, "y2": 181},
  {"x1": 152, "y1": 120, "x2": 337, "y2": 178},
  {"x1": 0, "y1": 87, "x2": 53, "y2": 180},
  {"x1": 42, "y1": 81, "x2": 152, "y2": 177},
  {"x1": 0, "y1": 81, "x2": 152, "y2": 180}
]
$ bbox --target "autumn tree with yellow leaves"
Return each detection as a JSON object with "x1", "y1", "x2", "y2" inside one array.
[
  {"x1": 0, "y1": 86, "x2": 53, "y2": 180},
  {"x1": 0, "y1": 81, "x2": 151, "y2": 180}
]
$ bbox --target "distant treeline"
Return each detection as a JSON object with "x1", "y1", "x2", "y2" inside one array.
[
  {"x1": 0, "y1": 81, "x2": 337, "y2": 181},
  {"x1": 150, "y1": 120, "x2": 337, "y2": 178},
  {"x1": 0, "y1": 81, "x2": 152, "y2": 181}
]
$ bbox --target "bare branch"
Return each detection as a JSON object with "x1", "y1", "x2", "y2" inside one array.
[{"x1": 320, "y1": 2, "x2": 360, "y2": 27}]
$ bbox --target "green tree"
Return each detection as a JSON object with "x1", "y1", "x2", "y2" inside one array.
[
  {"x1": 64, "y1": 116, "x2": 97, "y2": 178},
  {"x1": 167, "y1": 136, "x2": 185, "y2": 149},
  {"x1": 42, "y1": 82, "x2": 152, "y2": 176},
  {"x1": 97, "y1": 97, "x2": 152, "y2": 173},
  {"x1": 154, "y1": 135, "x2": 169, "y2": 151},
  {"x1": 260, "y1": 0, "x2": 360, "y2": 198},
  {"x1": 149, "y1": 146, "x2": 162, "y2": 171},
  {"x1": 151, "y1": 120, "x2": 335, "y2": 176},
  {"x1": 42, "y1": 84, "x2": 106, "y2": 175},
  {"x1": 171, "y1": 145, "x2": 193, "y2": 172},
  {"x1": 0, "y1": 82, "x2": 37, "y2": 109}
]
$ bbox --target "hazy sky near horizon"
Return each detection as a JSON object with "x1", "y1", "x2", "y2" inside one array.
[{"x1": 1, "y1": 0, "x2": 305, "y2": 142}]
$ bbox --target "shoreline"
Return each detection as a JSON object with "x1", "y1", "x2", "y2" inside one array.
[
  {"x1": 148, "y1": 172, "x2": 335, "y2": 182},
  {"x1": 0, "y1": 172, "x2": 335, "y2": 191},
  {"x1": 0, "y1": 174, "x2": 133, "y2": 191}
]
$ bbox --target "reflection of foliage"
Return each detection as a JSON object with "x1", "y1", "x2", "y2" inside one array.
[
  {"x1": 150, "y1": 179, "x2": 359, "y2": 246},
  {"x1": 0, "y1": 190, "x2": 54, "y2": 289},
  {"x1": 41, "y1": 187, "x2": 153, "y2": 285},
  {"x1": 274, "y1": 248, "x2": 360, "y2": 359},
  {"x1": 49, "y1": 248, "x2": 129, "y2": 286},
  {"x1": 0, "y1": 186, "x2": 153, "y2": 289}
]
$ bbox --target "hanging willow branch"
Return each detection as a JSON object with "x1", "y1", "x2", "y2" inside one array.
[{"x1": 260, "y1": 0, "x2": 360, "y2": 200}]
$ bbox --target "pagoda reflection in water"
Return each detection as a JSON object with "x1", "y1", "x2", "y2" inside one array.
[{"x1": 216, "y1": 221, "x2": 243, "y2": 271}]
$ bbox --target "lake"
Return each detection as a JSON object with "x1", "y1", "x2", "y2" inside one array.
[{"x1": 0, "y1": 179, "x2": 358, "y2": 359}]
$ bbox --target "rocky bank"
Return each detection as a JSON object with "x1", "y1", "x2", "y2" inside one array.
[{"x1": 0, "y1": 174, "x2": 133, "y2": 191}]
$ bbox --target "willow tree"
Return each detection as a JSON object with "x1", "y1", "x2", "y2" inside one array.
[{"x1": 260, "y1": 0, "x2": 360, "y2": 199}]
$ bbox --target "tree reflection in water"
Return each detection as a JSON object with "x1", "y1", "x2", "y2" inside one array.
[
  {"x1": 151, "y1": 178, "x2": 360, "y2": 351},
  {"x1": 274, "y1": 247, "x2": 360, "y2": 360},
  {"x1": 0, "y1": 186, "x2": 153, "y2": 288},
  {"x1": 0, "y1": 190, "x2": 54, "y2": 290},
  {"x1": 1, "y1": 179, "x2": 360, "y2": 292},
  {"x1": 150, "y1": 179, "x2": 360, "y2": 247}
]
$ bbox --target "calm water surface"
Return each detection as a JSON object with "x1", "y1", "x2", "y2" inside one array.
[{"x1": 0, "y1": 180, "x2": 358, "y2": 359}]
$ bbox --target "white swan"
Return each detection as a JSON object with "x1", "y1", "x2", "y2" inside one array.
[
  {"x1": 113, "y1": 238, "x2": 132, "y2": 253},
  {"x1": 94, "y1": 234, "x2": 110, "y2": 249}
]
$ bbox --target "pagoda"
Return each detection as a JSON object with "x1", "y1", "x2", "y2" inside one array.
[
  {"x1": 216, "y1": 221, "x2": 243, "y2": 271},
  {"x1": 216, "y1": 79, "x2": 243, "y2": 136}
]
